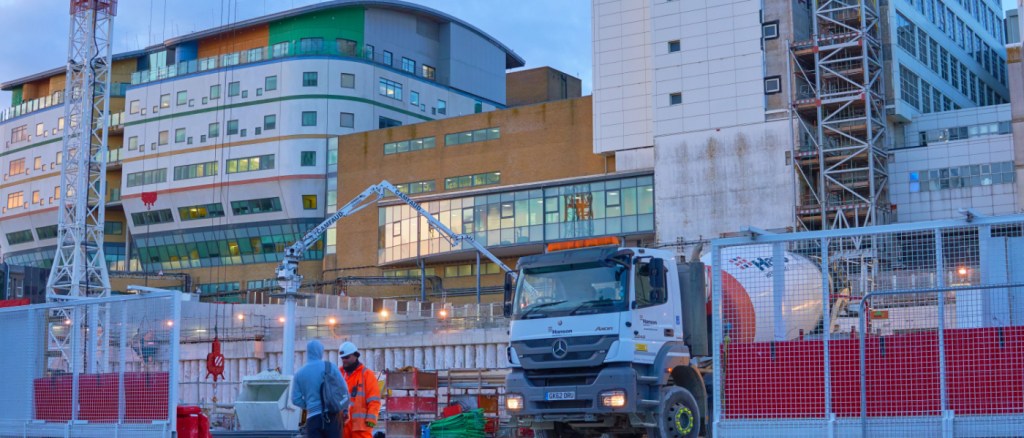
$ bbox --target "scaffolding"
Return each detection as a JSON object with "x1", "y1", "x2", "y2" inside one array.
[{"x1": 791, "y1": 0, "x2": 890, "y2": 231}]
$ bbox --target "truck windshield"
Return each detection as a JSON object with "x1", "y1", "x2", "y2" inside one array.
[{"x1": 512, "y1": 261, "x2": 629, "y2": 320}]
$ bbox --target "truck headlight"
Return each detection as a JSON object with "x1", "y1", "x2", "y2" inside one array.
[
  {"x1": 506, "y1": 394, "x2": 524, "y2": 411},
  {"x1": 600, "y1": 390, "x2": 626, "y2": 408}
]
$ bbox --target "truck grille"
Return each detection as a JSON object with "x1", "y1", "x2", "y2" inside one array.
[
  {"x1": 512, "y1": 335, "x2": 617, "y2": 369},
  {"x1": 524, "y1": 367, "x2": 602, "y2": 387}
]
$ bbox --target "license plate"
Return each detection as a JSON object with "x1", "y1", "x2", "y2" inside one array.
[{"x1": 545, "y1": 391, "x2": 576, "y2": 401}]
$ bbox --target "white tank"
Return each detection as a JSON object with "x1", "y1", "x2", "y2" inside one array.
[{"x1": 701, "y1": 245, "x2": 823, "y2": 342}]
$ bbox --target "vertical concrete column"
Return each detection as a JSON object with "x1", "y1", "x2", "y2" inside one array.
[
  {"x1": 454, "y1": 346, "x2": 466, "y2": 368},
  {"x1": 475, "y1": 345, "x2": 486, "y2": 369},
  {"x1": 465, "y1": 345, "x2": 477, "y2": 368},
  {"x1": 384, "y1": 349, "x2": 395, "y2": 371},
  {"x1": 414, "y1": 348, "x2": 424, "y2": 369},
  {"x1": 424, "y1": 347, "x2": 435, "y2": 370},
  {"x1": 405, "y1": 348, "x2": 415, "y2": 368},
  {"x1": 443, "y1": 346, "x2": 455, "y2": 369}
]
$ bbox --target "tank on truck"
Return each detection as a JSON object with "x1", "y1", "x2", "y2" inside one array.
[{"x1": 274, "y1": 180, "x2": 514, "y2": 375}]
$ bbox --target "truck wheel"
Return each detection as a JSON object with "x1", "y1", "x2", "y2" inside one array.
[{"x1": 653, "y1": 386, "x2": 700, "y2": 438}]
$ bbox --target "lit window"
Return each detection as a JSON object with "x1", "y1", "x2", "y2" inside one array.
[
  {"x1": 302, "y1": 195, "x2": 317, "y2": 210},
  {"x1": 159, "y1": 94, "x2": 170, "y2": 108}
]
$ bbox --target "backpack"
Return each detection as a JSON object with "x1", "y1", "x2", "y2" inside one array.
[{"x1": 320, "y1": 361, "x2": 350, "y2": 422}]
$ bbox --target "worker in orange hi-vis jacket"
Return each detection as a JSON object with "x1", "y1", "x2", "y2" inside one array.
[{"x1": 338, "y1": 342, "x2": 380, "y2": 438}]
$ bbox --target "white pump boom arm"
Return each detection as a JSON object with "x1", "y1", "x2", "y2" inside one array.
[{"x1": 276, "y1": 180, "x2": 513, "y2": 294}]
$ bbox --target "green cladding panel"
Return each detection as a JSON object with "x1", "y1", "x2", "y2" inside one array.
[
  {"x1": 268, "y1": 7, "x2": 365, "y2": 55},
  {"x1": 10, "y1": 87, "x2": 23, "y2": 106}
]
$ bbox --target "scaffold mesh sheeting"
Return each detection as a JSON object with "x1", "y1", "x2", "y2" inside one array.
[{"x1": 710, "y1": 214, "x2": 1024, "y2": 437}]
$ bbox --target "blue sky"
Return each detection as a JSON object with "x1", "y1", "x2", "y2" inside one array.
[{"x1": 0, "y1": 0, "x2": 592, "y2": 106}]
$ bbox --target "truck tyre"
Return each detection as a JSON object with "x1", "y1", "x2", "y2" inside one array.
[{"x1": 652, "y1": 386, "x2": 700, "y2": 438}]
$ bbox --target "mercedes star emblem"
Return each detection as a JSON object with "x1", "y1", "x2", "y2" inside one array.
[{"x1": 552, "y1": 339, "x2": 569, "y2": 359}]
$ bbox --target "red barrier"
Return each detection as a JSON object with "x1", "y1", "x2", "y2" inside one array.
[
  {"x1": 32, "y1": 372, "x2": 169, "y2": 423},
  {"x1": 723, "y1": 327, "x2": 1024, "y2": 419}
]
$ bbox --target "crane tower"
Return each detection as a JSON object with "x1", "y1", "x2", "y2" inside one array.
[{"x1": 46, "y1": 0, "x2": 117, "y2": 300}]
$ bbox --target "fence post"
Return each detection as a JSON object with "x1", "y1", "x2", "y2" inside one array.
[
  {"x1": 119, "y1": 304, "x2": 127, "y2": 424},
  {"x1": 772, "y1": 243, "x2": 786, "y2": 341},
  {"x1": 711, "y1": 244, "x2": 723, "y2": 431},
  {"x1": 858, "y1": 293, "x2": 868, "y2": 436},
  {"x1": 169, "y1": 294, "x2": 182, "y2": 432},
  {"x1": 821, "y1": 236, "x2": 835, "y2": 436},
  {"x1": 71, "y1": 306, "x2": 81, "y2": 422},
  {"x1": 934, "y1": 229, "x2": 952, "y2": 437}
]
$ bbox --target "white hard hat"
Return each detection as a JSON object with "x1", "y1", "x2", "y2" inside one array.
[{"x1": 339, "y1": 341, "x2": 359, "y2": 358}]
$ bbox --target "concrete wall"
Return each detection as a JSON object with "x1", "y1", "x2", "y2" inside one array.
[
  {"x1": 1003, "y1": 43, "x2": 1024, "y2": 212},
  {"x1": 655, "y1": 120, "x2": 796, "y2": 242},
  {"x1": 506, "y1": 67, "x2": 582, "y2": 107}
]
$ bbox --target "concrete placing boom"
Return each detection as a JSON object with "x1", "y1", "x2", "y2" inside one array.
[{"x1": 275, "y1": 180, "x2": 513, "y2": 375}]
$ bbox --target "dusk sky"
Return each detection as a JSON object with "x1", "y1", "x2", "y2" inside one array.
[{"x1": 0, "y1": 0, "x2": 592, "y2": 105}]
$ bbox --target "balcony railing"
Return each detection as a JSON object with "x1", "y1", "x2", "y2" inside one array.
[
  {"x1": 131, "y1": 43, "x2": 439, "y2": 85},
  {"x1": 1, "y1": 84, "x2": 129, "y2": 124}
]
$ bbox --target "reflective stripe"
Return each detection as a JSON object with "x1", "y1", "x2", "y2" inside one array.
[
  {"x1": 365, "y1": 396, "x2": 381, "y2": 403},
  {"x1": 351, "y1": 391, "x2": 366, "y2": 397},
  {"x1": 351, "y1": 413, "x2": 372, "y2": 419}
]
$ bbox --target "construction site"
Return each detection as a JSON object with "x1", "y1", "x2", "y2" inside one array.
[{"x1": 1, "y1": 0, "x2": 1024, "y2": 437}]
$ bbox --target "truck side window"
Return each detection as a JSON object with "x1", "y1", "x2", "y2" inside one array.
[{"x1": 634, "y1": 260, "x2": 667, "y2": 308}]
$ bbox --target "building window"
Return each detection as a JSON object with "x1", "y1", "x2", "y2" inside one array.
[
  {"x1": 422, "y1": 65, "x2": 435, "y2": 80},
  {"x1": 444, "y1": 172, "x2": 501, "y2": 190},
  {"x1": 364, "y1": 44, "x2": 374, "y2": 59},
  {"x1": 410, "y1": 91, "x2": 420, "y2": 107},
  {"x1": 669, "y1": 92, "x2": 682, "y2": 105},
  {"x1": 437, "y1": 99, "x2": 447, "y2": 115},
  {"x1": 33, "y1": 157, "x2": 41, "y2": 170},
  {"x1": 208, "y1": 122, "x2": 219, "y2": 138},
  {"x1": 158, "y1": 130, "x2": 169, "y2": 145},
  {"x1": 8, "y1": 158, "x2": 25, "y2": 176},
  {"x1": 764, "y1": 76, "x2": 781, "y2": 94},
  {"x1": 337, "y1": 38, "x2": 357, "y2": 56},
  {"x1": 35, "y1": 123, "x2": 44, "y2": 137},
  {"x1": 131, "y1": 209, "x2": 174, "y2": 226},
  {"x1": 129, "y1": 100, "x2": 140, "y2": 114},
  {"x1": 300, "y1": 151, "x2": 316, "y2": 166},
  {"x1": 299, "y1": 37, "x2": 324, "y2": 53},
  {"x1": 301, "y1": 111, "x2": 317, "y2": 126},
  {"x1": 668, "y1": 40, "x2": 681, "y2": 52},
  {"x1": 231, "y1": 197, "x2": 282, "y2": 215},
  {"x1": 401, "y1": 57, "x2": 415, "y2": 73},
  {"x1": 226, "y1": 154, "x2": 274, "y2": 174},
  {"x1": 210, "y1": 84, "x2": 221, "y2": 100},
  {"x1": 31, "y1": 190, "x2": 40, "y2": 204},
  {"x1": 179, "y1": 203, "x2": 225, "y2": 221},
  {"x1": 912, "y1": 161, "x2": 1016, "y2": 192},
  {"x1": 444, "y1": 128, "x2": 500, "y2": 146},
  {"x1": 340, "y1": 73, "x2": 355, "y2": 88},
  {"x1": 226, "y1": 119, "x2": 239, "y2": 135},
  {"x1": 265, "y1": 75, "x2": 277, "y2": 91},
  {"x1": 303, "y1": 72, "x2": 318, "y2": 87},
  {"x1": 228, "y1": 81, "x2": 240, "y2": 97},
  {"x1": 6, "y1": 230, "x2": 34, "y2": 245},
  {"x1": 384, "y1": 136, "x2": 436, "y2": 155},
  {"x1": 10, "y1": 125, "x2": 27, "y2": 143},
  {"x1": 174, "y1": 161, "x2": 218, "y2": 180},
  {"x1": 379, "y1": 78, "x2": 403, "y2": 100},
  {"x1": 264, "y1": 114, "x2": 276, "y2": 131},
  {"x1": 340, "y1": 112, "x2": 355, "y2": 128},
  {"x1": 899, "y1": 64, "x2": 920, "y2": 109},
  {"x1": 762, "y1": 21, "x2": 779, "y2": 40},
  {"x1": 896, "y1": 13, "x2": 916, "y2": 55},
  {"x1": 7, "y1": 191, "x2": 24, "y2": 209},
  {"x1": 176, "y1": 91, "x2": 187, "y2": 106},
  {"x1": 272, "y1": 41, "x2": 290, "y2": 57},
  {"x1": 390, "y1": 180, "x2": 436, "y2": 196},
  {"x1": 379, "y1": 116, "x2": 402, "y2": 129},
  {"x1": 175, "y1": 128, "x2": 186, "y2": 143},
  {"x1": 104, "y1": 221, "x2": 123, "y2": 235},
  {"x1": 126, "y1": 168, "x2": 167, "y2": 187},
  {"x1": 383, "y1": 50, "x2": 393, "y2": 66},
  {"x1": 159, "y1": 94, "x2": 170, "y2": 108},
  {"x1": 302, "y1": 195, "x2": 317, "y2": 210}
]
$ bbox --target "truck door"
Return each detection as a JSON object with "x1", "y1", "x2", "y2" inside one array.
[{"x1": 631, "y1": 257, "x2": 674, "y2": 363}]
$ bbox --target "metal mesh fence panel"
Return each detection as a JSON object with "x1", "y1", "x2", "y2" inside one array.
[
  {"x1": 0, "y1": 292, "x2": 179, "y2": 438},
  {"x1": 712, "y1": 215, "x2": 1024, "y2": 437}
]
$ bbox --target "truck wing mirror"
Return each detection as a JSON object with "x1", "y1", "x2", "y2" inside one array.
[
  {"x1": 503, "y1": 272, "x2": 515, "y2": 317},
  {"x1": 649, "y1": 258, "x2": 666, "y2": 289}
]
